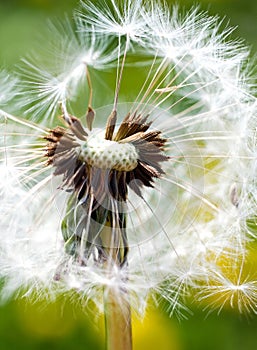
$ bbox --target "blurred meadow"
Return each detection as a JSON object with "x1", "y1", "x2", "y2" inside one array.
[{"x1": 1, "y1": 0, "x2": 257, "y2": 349}]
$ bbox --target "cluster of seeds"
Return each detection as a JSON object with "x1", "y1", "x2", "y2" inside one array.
[{"x1": 79, "y1": 130, "x2": 138, "y2": 171}]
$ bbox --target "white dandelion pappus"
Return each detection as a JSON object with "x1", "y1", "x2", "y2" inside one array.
[
  {"x1": 0, "y1": 0, "x2": 257, "y2": 323},
  {"x1": 18, "y1": 17, "x2": 119, "y2": 123},
  {"x1": 78, "y1": 0, "x2": 147, "y2": 41},
  {"x1": 198, "y1": 261, "x2": 257, "y2": 315}
]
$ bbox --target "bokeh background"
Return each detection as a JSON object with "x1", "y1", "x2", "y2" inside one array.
[{"x1": 1, "y1": 0, "x2": 257, "y2": 349}]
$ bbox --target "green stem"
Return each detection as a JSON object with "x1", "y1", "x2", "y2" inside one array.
[
  {"x1": 100, "y1": 212, "x2": 132, "y2": 350},
  {"x1": 104, "y1": 285, "x2": 132, "y2": 350}
]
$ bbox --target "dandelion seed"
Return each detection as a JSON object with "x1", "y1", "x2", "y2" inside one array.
[
  {"x1": 18, "y1": 17, "x2": 119, "y2": 123},
  {"x1": 78, "y1": 0, "x2": 147, "y2": 41},
  {"x1": 1, "y1": 1, "x2": 257, "y2": 349},
  {"x1": 199, "y1": 263, "x2": 257, "y2": 315}
]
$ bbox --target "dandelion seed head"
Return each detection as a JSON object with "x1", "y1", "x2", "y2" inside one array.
[{"x1": 0, "y1": 0, "x2": 257, "y2": 317}]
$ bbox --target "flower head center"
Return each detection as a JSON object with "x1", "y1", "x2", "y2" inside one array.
[{"x1": 80, "y1": 129, "x2": 138, "y2": 171}]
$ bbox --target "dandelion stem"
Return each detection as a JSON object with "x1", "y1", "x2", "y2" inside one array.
[
  {"x1": 104, "y1": 284, "x2": 132, "y2": 350},
  {"x1": 101, "y1": 218, "x2": 132, "y2": 350}
]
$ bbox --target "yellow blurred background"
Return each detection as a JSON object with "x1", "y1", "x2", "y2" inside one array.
[{"x1": 1, "y1": 0, "x2": 257, "y2": 349}]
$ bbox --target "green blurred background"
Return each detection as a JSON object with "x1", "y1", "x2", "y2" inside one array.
[{"x1": 1, "y1": 0, "x2": 257, "y2": 349}]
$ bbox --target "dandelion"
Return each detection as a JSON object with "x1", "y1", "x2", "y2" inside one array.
[{"x1": 1, "y1": 1, "x2": 257, "y2": 349}]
